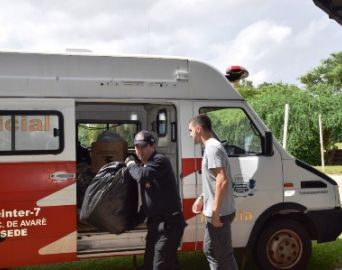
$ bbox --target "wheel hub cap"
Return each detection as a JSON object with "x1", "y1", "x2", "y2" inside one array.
[{"x1": 267, "y1": 229, "x2": 302, "y2": 268}]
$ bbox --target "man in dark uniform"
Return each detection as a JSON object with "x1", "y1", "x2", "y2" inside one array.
[{"x1": 126, "y1": 130, "x2": 187, "y2": 270}]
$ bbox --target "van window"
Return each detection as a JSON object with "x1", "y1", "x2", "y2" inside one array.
[
  {"x1": 78, "y1": 122, "x2": 138, "y2": 148},
  {"x1": 200, "y1": 107, "x2": 262, "y2": 156},
  {"x1": 0, "y1": 111, "x2": 64, "y2": 154},
  {"x1": 0, "y1": 115, "x2": 11, "y2": 151},
  {"x1": 156, "y1": 109, "x2": 167, "y2": 137}
]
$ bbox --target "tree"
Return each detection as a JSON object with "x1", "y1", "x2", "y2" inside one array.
[
  {"x1": 246, "y1": 83, "x2": 323, "y2": 164},
  {"x1": 300, "y1": 51, "x2": 342, "y2": 149},
  {"x1": 233, "y1": 51, "x2": 342, "y2": 165},
  {"x1": 251, "y1": 84, "x2": 342, "y2": 165},
  {"x1": 233, "y1": 79, "x2": 260, "y2": 99},
  {"x1": 300, "y1": 51, "x2": 342, "y2": 94}
]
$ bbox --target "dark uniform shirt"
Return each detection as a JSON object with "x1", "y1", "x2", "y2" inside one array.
[{"x1": 128, "y1": 152, "x2": 182, "y2": 218}]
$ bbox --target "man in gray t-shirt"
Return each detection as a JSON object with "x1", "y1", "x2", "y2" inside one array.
[
  {"x1": 189, "y1": 114, "x2": 238, "y2": 270},
  {"x1": 202, "y1": 137, "x2": 235, "y2": 217}
]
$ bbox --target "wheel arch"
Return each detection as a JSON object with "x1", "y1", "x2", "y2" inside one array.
[{"x1": 247, "y1": 202, "x2": 318, "y2": 249}]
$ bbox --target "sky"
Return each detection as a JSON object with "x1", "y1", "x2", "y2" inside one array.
[{"x1": 0, "y1": 0, "x2": 341, "y2": 86}]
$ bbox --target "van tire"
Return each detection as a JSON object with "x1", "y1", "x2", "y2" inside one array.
[{"x1": 254, "y1": 218, "x2": 311, "y2": 270}]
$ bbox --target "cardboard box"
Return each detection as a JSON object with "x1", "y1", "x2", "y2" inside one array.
[{"x1": 91, "y1": 141, "x2": 128, "y2": 173}]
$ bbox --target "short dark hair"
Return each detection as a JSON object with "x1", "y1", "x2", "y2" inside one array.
[{"x1": 190, "y1": 114, "x2": 212, "y2": 132}]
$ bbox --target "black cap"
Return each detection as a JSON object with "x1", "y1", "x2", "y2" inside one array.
[{"x1": 134, "y1": 130, "x2": 156, "y2": 146}]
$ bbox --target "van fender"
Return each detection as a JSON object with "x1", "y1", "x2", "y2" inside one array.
[{"x1": 247, "y1": 202, "x2": 307, "y2": 248}]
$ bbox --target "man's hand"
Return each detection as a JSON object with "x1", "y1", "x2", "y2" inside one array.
[
  {"x1": 211, "y1": 211, "x2": 223, "y2": 227},
  {"x1": 125, "y1": 155, "x2": 137, "y2": 168},
  {"x1": 192, "y1": 196, "x2": 203, "y2": 214}
]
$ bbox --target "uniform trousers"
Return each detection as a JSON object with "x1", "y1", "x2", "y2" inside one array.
[{"x1": 144, "y1": 215, "x2": 186, "y2": 270}]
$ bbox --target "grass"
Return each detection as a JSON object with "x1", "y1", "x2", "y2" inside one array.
[
  {"x1": 335, "y1": 143, "x2": 342, "y2": 149},
  {"x1": 308, "y1": 237, "x2": 342, "y2": 270},
  {"x1": 315, "y1": 165, "x2": 342, "y2": 175},
  {"x1": 15, "y1": 235, "x2": 342, "y2": 270}
]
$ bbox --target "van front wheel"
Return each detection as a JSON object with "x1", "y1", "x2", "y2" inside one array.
[{"x1": 255, "y1": 218, "x2": 312, "y2": 270}]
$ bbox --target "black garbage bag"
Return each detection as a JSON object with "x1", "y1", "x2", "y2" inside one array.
[{"x1": 80, "y1": 161, "x2": 138, "y2": 234}]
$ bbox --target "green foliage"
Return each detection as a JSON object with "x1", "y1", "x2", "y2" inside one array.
[
  {"x1": 206, "y1": 108, "x2": 247, "y2": 145},
  {"x1": 205, "y1": 108, "x2": 262, "y2": 153},
  {"x1": 235, "y1": 51, "x2": 342, "y2": 165},
  {"x1": 246, "y1": 83, "x2": 319, "y2": 164},
  {"x1": 315, "y1": 165, "x2": 342, "y2": 175},
  {"x1": 78, "y1": 123, "x2": 138, "y2": 147},
  {"x1": 233, "y1": 79, "x2": 261, "y2": 99},
  {"x1": 300, "y1": 51, "x2": 342, "y2": 94}
]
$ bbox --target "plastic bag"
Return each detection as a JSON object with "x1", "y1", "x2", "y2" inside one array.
[{"x1": 80, "y1": 161, "x2": 138, "y2": 234}]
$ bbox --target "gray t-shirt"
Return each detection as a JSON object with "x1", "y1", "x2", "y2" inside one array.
[{"x1": 202, "y1": 138, "x2": 235, "y2": 217}]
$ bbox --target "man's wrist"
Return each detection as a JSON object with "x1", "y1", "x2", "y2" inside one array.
[{"x1": 212, "y1": 210, "x2": 220, "y2": 217}]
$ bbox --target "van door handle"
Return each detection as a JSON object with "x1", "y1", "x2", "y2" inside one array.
[{"x1": 50, "y1": 172, "x2": 76, "y2": 181}]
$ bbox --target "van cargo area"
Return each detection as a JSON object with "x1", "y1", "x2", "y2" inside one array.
[{"x1": 75, "y1": 102, "x2": 177, "y2": 257}]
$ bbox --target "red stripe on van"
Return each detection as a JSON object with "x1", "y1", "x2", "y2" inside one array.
[
  {"x1": 183, "y1": 198, "x2": 197, "y2": 221},
  {"x1": 0, "y1": 161, "x2": 75, "y2": 195},
  {"x1": 181, "y1": 241, "x2": 203, "y2": 251},
  {"x1": 182, "y1": 158, "x2": 202, "y2": 178}
]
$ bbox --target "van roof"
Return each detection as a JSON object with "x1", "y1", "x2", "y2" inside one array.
[{"x1": 0, "y1": 51, "x2": 243, "y2": 100}]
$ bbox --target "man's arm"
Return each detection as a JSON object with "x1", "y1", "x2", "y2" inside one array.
[
  {"x1": 127, "y1": 155, "x2": 165, "y2": 183},
  {"x1": 211, "y1": 167, "x2": 228, "y2": 227}
]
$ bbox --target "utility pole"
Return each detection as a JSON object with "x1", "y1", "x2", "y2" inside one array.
[
  {"x1": 318, "y1": 114, "x2": 325, "y2": 171},
  {"x1": 283, "y1": 104, "x2": 289, "y2": 149}
]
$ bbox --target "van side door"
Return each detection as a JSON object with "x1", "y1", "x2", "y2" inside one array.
[{"x1": 0, "y1": 99, "x2": 76, "y2": 268}]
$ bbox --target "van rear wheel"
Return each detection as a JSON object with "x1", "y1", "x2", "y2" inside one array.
[{"x1": 255, "y1": 218, "x2": 311, "y2": 270}]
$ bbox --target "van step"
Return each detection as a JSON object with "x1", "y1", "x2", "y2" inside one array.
[
  {"x1": 77, "y1": 246, "x2": 144, "y2": 257},
  {"x1": 77, "y1": 229, "x2": 147, "y2": 256}
]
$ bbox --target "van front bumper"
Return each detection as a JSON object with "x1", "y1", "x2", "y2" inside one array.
[{"x1": 307, "y1": 207, "x2": 342, "y2": 243}]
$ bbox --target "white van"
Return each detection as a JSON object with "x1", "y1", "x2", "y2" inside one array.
[{"x1": 0, "y1": 51, "x2": 341, "y2": 270}]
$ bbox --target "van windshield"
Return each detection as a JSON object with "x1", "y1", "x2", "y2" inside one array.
[{"x1": 200, "y1": 107, "x2": 262, "y2": 156}]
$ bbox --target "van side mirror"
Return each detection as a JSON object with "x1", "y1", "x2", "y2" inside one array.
[{"x1": 264, "y1": 131, "x2": 273, "y2": 156}]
